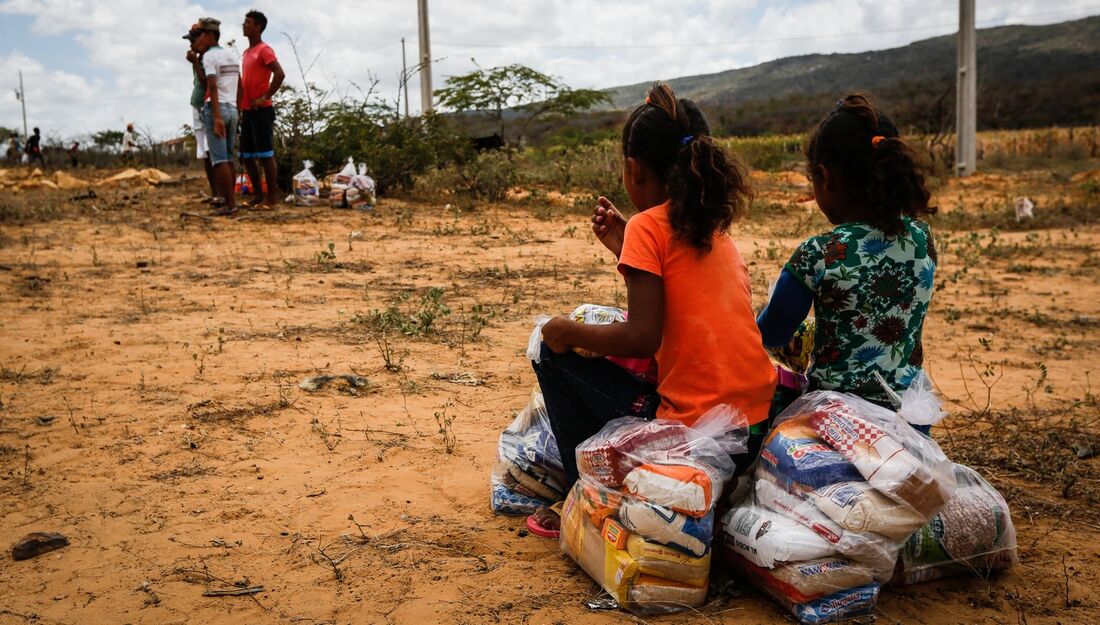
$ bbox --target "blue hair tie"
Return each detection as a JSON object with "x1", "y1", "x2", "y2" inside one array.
[{"x1": 681, "y1": 135, "x2": 694, "y2": 146}]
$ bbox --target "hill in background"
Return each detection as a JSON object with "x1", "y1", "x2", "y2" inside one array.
[{"x1": 511, "y1": 16, "x2": 1100, "y2": 143}]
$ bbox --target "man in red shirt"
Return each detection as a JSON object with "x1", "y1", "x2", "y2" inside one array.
[{"x1": 240, "y1": 10, "x2": 285, "y2": 208}]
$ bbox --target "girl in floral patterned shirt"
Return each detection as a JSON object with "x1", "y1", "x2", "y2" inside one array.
[{"x1": 756, "y1": 94, "x2": 938, "y2": 428}]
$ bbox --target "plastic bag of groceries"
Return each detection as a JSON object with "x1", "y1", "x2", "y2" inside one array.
[
  {"x1": 560, "y1": 406, "x2": 747, "y2": 615},
  {"x1": 490, "y1": 389, "x2": 567, "y2": 515},
  {"x1": 760, "y1": 389, "x2": 956, "y2": 522},
  {"x1": 292, "y1": 160, "x2": 319, "y2": 206},
  {"x1": 892, "y1": 463, "x2": 1017, "y2": 585},
  {"x1": 715, "y1": 380, "x2": 958, "y2": 623},
  {"x1": 326, "y1": 157, "x2": 357, "y2": 208},
  {"x1": 347, "y1": 164, "x2": 376, "y2": 210}
]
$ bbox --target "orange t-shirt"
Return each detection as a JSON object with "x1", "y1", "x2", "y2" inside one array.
[{"x1": 617, "y1": 202, "x2": 777, "y2": 425}]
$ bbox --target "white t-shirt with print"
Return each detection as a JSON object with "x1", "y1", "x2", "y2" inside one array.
[{"x1": 202, "y1": 45, "x2": 240, "y2": 107}]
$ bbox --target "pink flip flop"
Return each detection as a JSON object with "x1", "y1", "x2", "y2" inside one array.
[{"x1": 526, "y1": 502, "x2": 563, "y2": 539}]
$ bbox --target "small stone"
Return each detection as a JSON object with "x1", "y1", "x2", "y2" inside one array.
[
  {"x1": 517, "y1": 528, "x2": 529, "y2": 537},
  {"x1": 12, "y1": 532, "x2": 70, "y2": 561},
  {"x1": 1074, "y1": 443, "x2": 1094, "y2": 460},
  {"x1": 35, "y1": 415, "x2": 56, "y2": 426},
  {"x1": 135, "y1": 260, "x2": 149, "y2": 268}
]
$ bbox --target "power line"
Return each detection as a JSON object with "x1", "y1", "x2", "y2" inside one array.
[{"x1": 433, "y1": 5, "x2": 1100, "y2": 50}]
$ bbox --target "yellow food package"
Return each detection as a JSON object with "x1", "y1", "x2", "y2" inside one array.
[
  {"x1": 561, "y1": 483, "x2": 639, "y2": 603},
  {"x1": 625, "y1": 533, "x2": 711, "y2": 587},
  {"x1": 602, "y1": 518, "x2": 629, "y2": 550}
]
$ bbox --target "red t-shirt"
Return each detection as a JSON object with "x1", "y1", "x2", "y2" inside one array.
[
  {"x1": 241, "y1": 42, "x2": 277, "y2": 110},
  {"x1": 618, "y1": 202, "x2": 777, "y2": 425}
]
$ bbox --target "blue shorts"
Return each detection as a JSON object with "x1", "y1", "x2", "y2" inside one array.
[{"x1": 202, "y1": 102, "x2": 238, "y2": 166}]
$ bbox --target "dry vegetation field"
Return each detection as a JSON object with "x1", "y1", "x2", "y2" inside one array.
[{"x1": 1, "y1": 152, "x2": 1098, "y2": 624}]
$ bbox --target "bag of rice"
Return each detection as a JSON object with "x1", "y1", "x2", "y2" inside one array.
[{"x1": 719, "y1": 498, "x2": 835, "y2": 568}]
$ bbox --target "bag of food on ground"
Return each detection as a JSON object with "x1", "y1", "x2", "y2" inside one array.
[
  {"x1": 490, "y1": 389, "x2": 567, "y2": 515},
  {"x1": 716, "y1": 495, "x2": 883, "y2": 624},
  {"x1": 724, "y1": 549, "x2": 881, "y2": 625},
  {"x1": 776, "y1": 389, "x2": 957, "y2": 519},
  {"x1": 292, "y1": 160, "x2": 319, "y2": 206},
  {"x1": 348, "y1": 164, "x2": 376, "y2": 210},
  {"x1": 334, "y1": 157, "x2": 357, "y2": 186},
  {"x1": 893, "y1": 463, "x2": 1018, "y2": 585},
  {"x1": 568, "y1": 304, "x2": 626, "y2": 358},
  {"x1": 561, "y1": 406, "x2": 747, "y2": 615}
]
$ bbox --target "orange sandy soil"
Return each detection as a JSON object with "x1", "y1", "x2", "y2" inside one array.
[{"x1": 1, "y1": 168, "x2": 1098, "y2": 624}]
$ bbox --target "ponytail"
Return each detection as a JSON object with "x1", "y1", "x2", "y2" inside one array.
[
  {"x1": 807, "y1": 93, "x2": 936, "y2": 236},
  {"x1": 623, "y1": 83, "x2": 751, "y2": 252}
]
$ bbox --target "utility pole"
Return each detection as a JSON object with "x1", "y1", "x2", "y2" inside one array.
[
  {"x1": 956, "y1": 0, "x2": 977, "y2": 176},
  {"x1": 401, "y1": 37, "x2": 410, "y2": 118},
  {"x1": 417, "y1": 0, "x2": 433, "y2": 114},
  {"x1": 17, "y1": 70, "x2": 28, "y2": 138}
]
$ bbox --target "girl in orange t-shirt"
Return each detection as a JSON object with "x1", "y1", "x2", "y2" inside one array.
[{"x1": 529, "y1": 84, "x2": 776, "y2": 533}]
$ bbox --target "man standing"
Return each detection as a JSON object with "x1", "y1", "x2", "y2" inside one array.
[
  {"x1": 121, "y1": 123, "x2": 139, "y2": 165},
  {"x1": 239, "y1": 10, "x2": 284, "y2": 208},
  {"x1": 184, "y1": 21, "x2": 220, "y2": 205},
  {"x1": 25, "y1": 127, "x2": 45, "y2": 168},
  {"x1": 193, "y1": 17, "x2": 241, "y2": 216}
]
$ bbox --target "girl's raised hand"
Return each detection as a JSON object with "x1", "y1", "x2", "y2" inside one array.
[{"x1": 591, "y1": 196, "x2": 627, "y2": 258}]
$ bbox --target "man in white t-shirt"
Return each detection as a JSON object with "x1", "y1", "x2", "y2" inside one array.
[
  {"x1": 121, "y1": 123, "x2": 138, "y2": 165},
  {"x1": 193, "y1": 17, "x2": 241, "y2": 215}
]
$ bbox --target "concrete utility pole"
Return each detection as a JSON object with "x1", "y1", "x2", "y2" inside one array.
[
  {"x1": 956, "y1": 0, "x2": 977, "y2": 176},
  {"x1": 18, "y1": 70, "x2": 28, "y2": 138},
  {"x1": 401, "y1": 37, "x2": 410, "y2": 118},
  {"x1": 417, "y1": 0, "x2": 433, "y2": 114}
]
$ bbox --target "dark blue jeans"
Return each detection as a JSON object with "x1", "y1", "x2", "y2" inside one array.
[{"x1": 532, "y1": 344, "x2": 659, "y2": 486}]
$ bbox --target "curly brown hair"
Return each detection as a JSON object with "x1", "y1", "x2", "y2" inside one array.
[{"x1": 622, "y1": 83, "x2": 753, "y2": 251}]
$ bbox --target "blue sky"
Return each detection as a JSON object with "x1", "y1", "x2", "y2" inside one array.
[{"x1": 1, "y1": 0, "x2": 1097, "y2": 141}]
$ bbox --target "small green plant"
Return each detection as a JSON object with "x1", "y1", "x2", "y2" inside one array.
[
  {"x1": 315, "y1": 242, "x2": 337, "y2": 269},
  {"x1": 433, "y1": 402, "x2": 457, "y2": 454}
]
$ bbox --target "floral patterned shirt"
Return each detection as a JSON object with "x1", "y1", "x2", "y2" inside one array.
[{"x1": 784, "y1": 217, "x2": 936, "y2": 404}]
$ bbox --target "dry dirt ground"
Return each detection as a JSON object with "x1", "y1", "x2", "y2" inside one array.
[{"x1": 1, "y1": 167, "x2": 1098, "y2": 625}]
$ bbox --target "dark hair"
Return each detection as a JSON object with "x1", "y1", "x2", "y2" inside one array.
[
  {"x1": 33, "y1": 127, "x2": 39, "y2": 134},
  {"x1": 806, "y1": 93, "x2": 936, "y2": 236},
  {"x1": 622, "y1": 82, "x2": 751, "y2": 252},
  {"x1": 246, "y1": 10, "x2": 268, "y2": 32}
]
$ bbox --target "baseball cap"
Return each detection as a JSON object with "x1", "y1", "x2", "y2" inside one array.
[{"x1": 182, "y1": 17, "x2": 220, "y2": 40}]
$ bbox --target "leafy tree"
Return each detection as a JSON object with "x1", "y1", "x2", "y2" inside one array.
[
  {"x1": 434, "y1": 63, "x2": 610, "y2": 141},
  {"x1": 92, "y1": 130, "x2": 124, "y2": 148}
]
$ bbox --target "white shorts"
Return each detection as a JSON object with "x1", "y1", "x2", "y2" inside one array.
[{"x1": 192, "y1": 107, "x2": 208, "y2": 159}]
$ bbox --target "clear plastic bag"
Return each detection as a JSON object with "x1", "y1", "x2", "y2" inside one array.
[
  {"x1": 716, "y1": 385, "x2": 960, "y2": 621},
  {"x1": 772, "y1": 391, "x2": 957, "y2": 518},
  {"x1": 489, "y1": 389, "x2": 566, "y2": 516},
  {"x1": 569, "y1": 304, "x2": 625, "y2": 358},
  {"x1": 292, "y1": 160, "x2": 319, "y2": 206},
  {"x1": 526, "y1": 315, "x2": 552, "y2": 364},
  {"x1": 892, "y1": 463, "x2": 1018, "y2": 585},
  {"x1": 347, "y1": 164, "x2": 376, "y2": 210},
  {"x1": 560, "y1": 407, "x2": 747, "y2": 615}
]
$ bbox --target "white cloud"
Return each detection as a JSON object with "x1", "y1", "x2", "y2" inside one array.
[{"x1": 0, "y1": 0, "x2": 1096, "y2": 138}]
